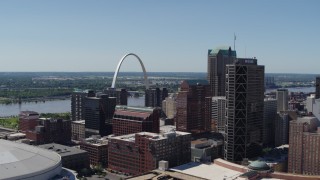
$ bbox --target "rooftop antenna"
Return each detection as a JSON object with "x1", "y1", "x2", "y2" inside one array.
[
  {"x1": 234, "y1": 33, "x2": 236, "y2": 50},
  {"x1": 245, "y1": 45, "x2": 247, "y2": 58}
]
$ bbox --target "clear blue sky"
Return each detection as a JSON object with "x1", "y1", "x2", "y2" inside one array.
[{"x1": 0, "y1": 0, "x2": 319, "y2": 73}]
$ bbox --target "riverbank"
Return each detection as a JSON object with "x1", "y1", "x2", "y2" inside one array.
[{"x1": 0, "y1": 95, "x2": 70, "y2": 105}]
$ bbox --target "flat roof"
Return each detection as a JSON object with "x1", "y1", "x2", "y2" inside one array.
[
  {"x1": 39, "y1": 143, "x2": 87, "y2": 157},
  {"x1": 170, "y1": 162, "x2": 242, "y2": 180},
  {"x1": 72, "y1": 120, "x2": 85, "y2": 124},
  {"x1": 0, "y1": 139, "x2": 61, "y2": 179},
  {"x1": 129, "y1": 169, "x2": 205, "y2": 180},
  {"x1": 114, "y1": 110, "x2": 152, "y2": 119},
  {"x1": 116, "y1": 105, "x2": 156, "y2": 112},
  {"x1": 110, "y1": 131, "x2": 190, "y2": 142}
]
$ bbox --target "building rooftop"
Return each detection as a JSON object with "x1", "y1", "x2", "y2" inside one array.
[
  {"x1": 248, "y1": 161, "x2": 271, "y2": 171},
  {"x1": 82, "y1": 136, "x2": 108, "y2": 146},
  {"x1": 170, "y1": 162, "x2": 242, "y2": 180},
  {"x1": 128, "y1": 169, "x2": 205, "y2": 180},
  {"x1": 160, "y1": 125, "x2": 176, "y2": 133},
  {"x1": 208, "y1": 46, "x2": 237, "y2": 57},
  {"x1": 110, "y1": 131, "x2": 190, "y2": 143},
  {"x1": 116, "y1": 105, "x2": 156, "y2": 113},
  {"x1": 114, "y1": 110, "x2": 152, "y2": 119},
  {"x1": 72, "y1": 120, "x2": 85, "y2": 125},
  {"x1": 39, "y1": 143, "x2": 87, "y2": 157},
  {"x1": 0, "y1": 139, "x2": 61, "y2": 179}
]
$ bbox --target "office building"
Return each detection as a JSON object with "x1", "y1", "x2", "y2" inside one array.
[
  {"x1": 108, "y1": 130, "x2": 191, "y2": 176},
  {"x1": 316, "y1": 77, "x2": 320, "y2": 99},
  {"x1": 84, "y1": 94, "x2": 116, "y2": 137},
  {"x1": 224, "y1": 58, "x2": 264, "y2": 162},
  {"x1": 162, "y1": 95, "x2": 177, "y2": 119},
  {"x1": 145, "y1": 87, "x2": 168, "y2": 107},
  {"x1": 306, "y1": 94, "x2": 316, "y2": 114},
  {"x1": 274, "y1": 111, "x2": 297, "y2": 147},
  {"x1": 18, "y1": 111, "x2": 39, "y2": 133},
  {"x1": 211, "y1": 96, "x2": 226, "y2": 134},
  {"x1": 39, "y1": 143, "x2": 89, "y2": 171},
  {"x1": 80, "y1": 136, "x2": 108, "y2": 167},
  {"x1": 288, "y1": 117, "x2": 320, "y2": 175},
  {"x1": 276, "y1": 89, "x2": 289, "y2": 112},
  {"x1": 71, "y1": 89, "x2": 95, "y2": 121},
  {"x1": 263, "y1": 98, "x2": 277, "y2": 146},
  {"x1": 176, "y1": 80, "x2": 212, "y2": 134},
  {"x1": 25, "y1": 118, "x2": 71, "y2": 145},
  {"x1": 112, "y1": 106, "x2": 160, "y2": 136},
  {"x1": 306, "y1": 94, "x2": 320, "y2": 120},
  {"x1": 104, "y1": 88, "x2": 128, "y2": 105},
  {"x1": 207, "y1": 47, "x2": 237, "y2": 96},
  {"x1": 71, "y1": 120, "x2": 85, "y2": 140}
]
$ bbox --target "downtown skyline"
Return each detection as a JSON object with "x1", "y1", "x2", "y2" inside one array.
[{"x1": 0, "y1": 0, "x2": 319, "y2": 73}]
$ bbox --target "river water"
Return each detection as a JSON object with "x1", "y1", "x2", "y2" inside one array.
[
  {"x1": 0, "y1": 97, "x2": 145, "y2": 117},
  {"x1": 0, "y1": 87, "x2": 315, "y2": 117}
]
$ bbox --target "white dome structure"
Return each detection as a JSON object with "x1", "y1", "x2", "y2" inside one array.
[{"x1": 0, "y1": 139, "x2": 62, "y2": 180}]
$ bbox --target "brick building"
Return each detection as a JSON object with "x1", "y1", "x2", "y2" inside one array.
[
  {"x1": 108, "y1": 130, "x2": 191, "y2": 176},
  {"x1": 80, "y1": 136, "x2": 108, "y2": 167},
  {"x1": 18, "y1": 111, "x2": 39, "y2": 133},
  {"x1": 288, "y1": 117, "x2": 320, "y2": 175},
  {"x1": 112, "y1": 106, "x2": 160, "y2": 136},
  {"x1": 176, "y1": 80, "x2": 212, "y2": 134},
  {"x1": 26, "y1": 118, "x2": 71, "y2": 145}
]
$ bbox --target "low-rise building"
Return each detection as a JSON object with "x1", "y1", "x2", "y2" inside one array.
[
  {"x1": 191, "y1": 138, "x2": 223, "y2": 163},
  {"x1": 112, "y1": 106, "x2": 160, "y2": 136},
  {"x1": 80, "y1": 135, "x2": 108, "y2": 167},
  {"x1": 108, "y1": 130, "x2": 191, "y2": 176},
  {"x1": 39, "y1": 143, "x2": 89, "y2": 171},
  {"x1": 18, "y1": 111, "x2": 39, "y2": 133},
  {"x1": 26, "y1": 118, "x2": 71, "y2": 145}
]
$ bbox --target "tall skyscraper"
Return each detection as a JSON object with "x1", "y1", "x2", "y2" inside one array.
[
  {"x1": 224, "y1": 58, "x2": 264, "y2": 162},
  {"x1": 263, "y1": 98, "x2": 277, "y2": 146},
  {"x1": 104, "y1": 88, "x2": 128, "y2": 105},
  {"x1": 316, "y1": 76, "x2": 320, "y2": 99},
  {"x1": 145, "y1": 87, "x2": 168, "y2": 108},
  {"x1": 212, "y1": 96, "x2": 226, "y2": 134},
  {"x1": 84, "y1": 94, "x2": 116, "y2": 137},
  {"x1": 207, "y1": 47, "x2": 237, "y2": 96},
  {"x1": 276, "y1": 89, "x2": 289, "y2": 112},
  {"x1": 288, "y1": 117, "x2": 320, "y2": 175},
  {"x1": 176, "y1": 80, "x2": 212, "y2": 134},
  {"x1": 274, "y1": 111, "x2": 297, "y2": 147},
  {"x1": 71, "y1": 89, "x2": 95, "y2": 121}
]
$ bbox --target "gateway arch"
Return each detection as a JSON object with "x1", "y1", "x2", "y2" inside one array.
[{"x1": 111, "y1": 53, "x2": 149, "y2": 89}]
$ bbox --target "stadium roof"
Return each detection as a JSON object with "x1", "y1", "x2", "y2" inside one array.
[{"x1": 0, "y1": 139, "x2": 61, "y2": 179}]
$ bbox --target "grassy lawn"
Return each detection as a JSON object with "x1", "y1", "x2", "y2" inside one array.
[{"x1": 0, "y1": 117, "x2": 19, "y2": 130}]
